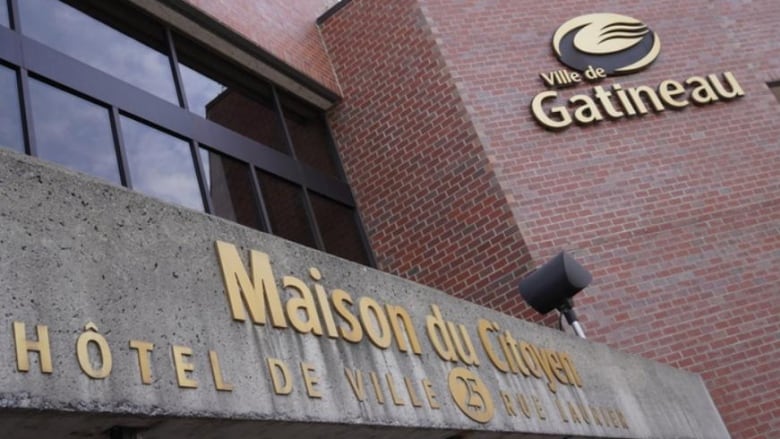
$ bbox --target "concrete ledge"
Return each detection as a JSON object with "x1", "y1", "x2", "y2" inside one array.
[{"x1": 0, "y1": 149, "x2": 729, "y2": 438}]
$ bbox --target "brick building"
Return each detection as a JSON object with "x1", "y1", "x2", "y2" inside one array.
[{"x1": 0, "y1": 0, "x2": 777, "y2": 438}]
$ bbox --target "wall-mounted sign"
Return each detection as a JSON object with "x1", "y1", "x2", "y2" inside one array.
[
  {"x1": 553, "y1": 13, "x2": 660, "y2": 76},
  {"x1": 0, "y1": 149, "x2": 732, "y2": 437},
  {"x1": 531, "y1": 13, "x2": 744, "y2": 131}
]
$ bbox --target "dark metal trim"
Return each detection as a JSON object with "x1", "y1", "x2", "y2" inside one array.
[
  {"x1": 0, "y1": 2, "x2": 373, "y2": 266},
  {"x1": 160, "y1": 0, "x2": 340, "y2": 104},
  {"x1": 109, "y1": 106, "x2": 133, "y2": 189},
  {"x1": 165, "y1": 26, "x2": 187, "y2": 110},
  {"x1": 190, "y1": 140, "x2": 212, "y2": 214},
  {"x1": 17, "y1": 68, "x2": 35, "y2": 156},
  {"x1": 316, "y1": 0, "x2": 354, "y2": 25},
  {"x1": 9, "y1": 34, "x2": 353, "y2": 205}
]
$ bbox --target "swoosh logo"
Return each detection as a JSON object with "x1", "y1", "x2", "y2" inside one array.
[{"x1": 553, "y1": 13, "x2": 660, "y2": 75}]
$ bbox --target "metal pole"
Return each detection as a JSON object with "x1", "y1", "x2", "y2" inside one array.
[
  {"x1": 570, "y1": 320, "x2": 587, "y2": 339},
  {"x1": 559, "y1": 302, "x2": 587, "y2": 339}
]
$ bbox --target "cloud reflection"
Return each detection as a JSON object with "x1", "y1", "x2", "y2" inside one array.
[
  {"x1": 19, "y1": 0, "x2": 178, "y2": 104},
  {"x1": 29, "y1": 79, "x2": 120, "y2": 184},
  {"x1": 121, "y1": 116, "x2": 204, "y2": 212},
  {"x1": 0, "y1": 65, "x2": 24, "y2": 153}
]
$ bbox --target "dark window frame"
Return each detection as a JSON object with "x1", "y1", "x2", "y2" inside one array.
[{"x1": 0, "y1": 0, "x2": 375, "y2": 266}]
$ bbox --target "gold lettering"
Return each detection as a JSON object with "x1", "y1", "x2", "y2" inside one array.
[
  {"x1": 498, "y1": 332, "x2": 518, "y2": 373},
  {"x1": 310, "y1": 268, "x2": 339, "y2": 338},
  {"x1": 214, "y1": 241, "x2": 287, "y2": 328},
  {"x1": 370, "y1": 371, "x2": 384, "y2": 404},
  {"x1": 531, "y1": 90, "x2": 572, "y2": 130},
  {"x1": 422, "y1": 378, "x2": 440, "y2": 409},
  {"x1": 570, "y1": 93, "x2": 604, "y2": 124},
  {"x1": 76, "y1": 322, "x2": 112, "y2": 379},
  {"x1": 555, "y1": 398, "x2": 569, "y2": 422},
  {"x1": 627, "y1": 85, "x2": 665, "y2": 114},
  {"x1": 478, "y1": 320, "x2": 508, "y2": 372},
  {"x1": 709, "y1": 71, "x2": 744, "y2": 100},
  {"x1": 332, "y1": 289, "x2": 362, "y2": 343},
  {"x1": 610, "y1": 408, "x2": 621, "y2": 428},
  {"x1": 301, "y1": 362, "x2": 322, "y2": 398},
  {"x1": 686, "y1": 76, "x2": 719, "y2": 104},
  {"x1": 519, "y1": 342, "x2": 543, "y2": 378},
  {"x1": 359, "y1": 297, "x2": 391, "y2": 349},
  {"x1": 267, "y1": 358, "x2": 292, "y2": 395},
  {"x1": 501, "y1": 391, "x2": 516, "y2": 416},
  {"x1": 129, "y1": 340, "x2": 154, "y2": 384},
  {"x1": 386, "y1": 305, "x2": 422, "y2": 354},
  {"x1": 499, "y1": 331, "x2": 528, "y2": 375},
  {"x1": 283, "y1": 275, "x2": 323, "y2": 335},
  {"x1": 591, "y1": 405, "x2": 603, "y2": 426},
  {"x1": 617, "y1": 408, "x2": 630, "y2": 429},
  {"x1": 446, "y1": 321, "x2": 480, "y2": 366},
  {"x1": 386, "y1": 373, "x2": 404, "y2": 406},
  {"x1": 532, "y1": 394, "x2": 546, "y2": 420},
  {"x1": 13, "y1": 321, "x2": 52, "y2": 374},
  {"x1": 405, "y1": 377, "x2": 423, "y2": 407},
  {"x1": 568, "y1": 401, "x2": 583, "y2": 424},
  {"x1": 558, "y1": 351, "x2": 582, "y2": 387},
  {"x1": 530, "y1": 345, "x2": 558, "y2": 393},
  {"x1": 171, "y1": 345, "x2": 197, "y2": 389},
  {"x1": 657, "y1": 80, "x2": 689, "y2": 108},
  {"x1": 425, "y1": 305, "x2": 456, "y2": 362},
  {"x1": 578, "y1": 403, "x2": 591, "y2": 425},
  {"x1": 516, "y1": 393, "x2": 531, "y2": 418},
  {"x1": 209, "y1": 350, "x2": 233, "y2": 391},
  {"x1": 546, "y1": 351, "x2": 568, "y2": 385},
  {"x1": 344, "y1": 368, "x2": 366, "y2": 401}
]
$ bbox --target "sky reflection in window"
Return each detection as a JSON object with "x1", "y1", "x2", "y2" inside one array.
[
  {"x1": 29, "y1": 79, "x2": 119, "y2": 183},
  {"x1": 121, "y1": 116, "x2": 203, "y2": 211},
  {"x1": 0, "y1": 65, "x2": 24, "y2": 153},
  {"x1": 19, "y1": 0, "x2": 178, "y2": 104}
]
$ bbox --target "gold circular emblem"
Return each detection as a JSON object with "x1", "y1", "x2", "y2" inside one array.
[
  {"x1": 447, "y1": 367, "x2": 495, "y2": 424},
  {"x1": 552, "y1": 13, "x2": 660, "y2": 75}
]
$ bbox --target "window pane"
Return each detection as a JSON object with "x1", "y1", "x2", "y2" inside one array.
[
  {"x1": 281, "y1": 93, "x2": 340, "y2": 177},
  {"x1": 182, "y1": 70, "x2": 288, "y2": 153},
  {"x1": 19, "y1": 0, "x2": 177, "y2": 104},
  {"x1": 310, "y1": 192, "x2": 369, "y2": 265},
  {"x1": 178, "y1": 63, "x2": 225, "y2": 119},
  {"x1": 29, "y1": 79, "x2": 119, "y2": 183},
  {"x1": 121, "y1": 116, "x2": 203, "y2": 211},
  {"x1": 200, "y1": 147, "x2": 262, "y2": 229},
  {"x1": 256, "y1": 170, "x2": 315, "y2": 248},
  {"x1": 0, "y1": 0, "x2": 9, "y2": 27},
  {"x1": 0, "y1": 66, "x2": 24, "y2": 153}
]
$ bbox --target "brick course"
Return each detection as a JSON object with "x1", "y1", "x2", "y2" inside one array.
[
  {"x1": 320, "y1": 1, "x2": 780, "y2": 438},
  {"x1": 320, "y1": 0, "x2": 542, "y2": 322},
  {"x1": 183, "y1": 0, "x2": 340, "y2": 92}
]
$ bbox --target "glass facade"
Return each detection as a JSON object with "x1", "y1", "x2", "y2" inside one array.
[
  {"x1": 121, "y1": 116, "x2": 204, "y2": 211},
  {"x1": 29, "y1": 78, "x2": 120, "y2": 184},
  {"x1": 0, "y1": 0, "x2": 372, "y2": 265},
  {"x1": 0, "y1": 0, "x2": 8, "y2": 27},
  {"x1": 0, "y1": 65, "x2": 23, "y2": 153}
]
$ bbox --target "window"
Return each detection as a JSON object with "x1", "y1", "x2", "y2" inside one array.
[
  {"x1": 0, "y1": 0, "x2": 9, "y2": 27},
  {"x1": 0, "y1": 65, "x2": 23, "y2": 153},
  {"x1": 0, "y1": 0, "x2": 373, "y2": 266},
  {"x1": 28, "y1": 78, "x2": 120, "y2": 184}
]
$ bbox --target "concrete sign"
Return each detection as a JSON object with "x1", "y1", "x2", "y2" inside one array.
[{"x1": 0, "y1": 149, "x2": 729, "y2": 438}]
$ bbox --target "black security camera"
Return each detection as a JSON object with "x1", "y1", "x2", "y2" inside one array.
[{"x1": 518, "y1": 251, "x2": 591, "y2": 338}]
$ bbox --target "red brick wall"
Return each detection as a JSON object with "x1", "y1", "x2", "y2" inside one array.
[
  {"x1": 183, "y1": 0, "x2": 340, "y2": 92},
  {"x1": 322, "y1": 1, "x2": 780, "y2": 438},
  {"x1": 319, "y1": 0, "x2": 542, "y2": 322}
]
